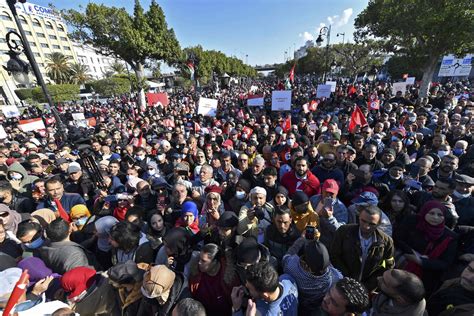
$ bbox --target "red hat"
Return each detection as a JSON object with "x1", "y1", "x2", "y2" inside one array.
[
  {"x1": 222, "y1": 139, "x2": 233, "y2": 148},
  {"x1": 205, "y1": 185, "x2": 222, "y2": 195},
  {"x1": 322, "y1": 179, "x2": 339, "y2": 194},
  {"x1": 61, "y1": 266, "x2": 96, "y2": 299}
]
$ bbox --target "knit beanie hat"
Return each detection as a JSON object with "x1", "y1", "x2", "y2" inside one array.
[{"x1": 304, "y1": 240, "x2": 330, "y2": 275}]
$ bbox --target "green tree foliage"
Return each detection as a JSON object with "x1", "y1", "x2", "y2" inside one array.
[
  {"x1": 14, "y1": 88, "x2": 33, "y2": 101},
  {"x1": 46, "y1": 52, "x2": 72, "y2": 84},
  {"x1": 31, "y1": 84, "x2": 79, "y2": 103},
  {"x1": 355, "y1": 0, "x2": 474, "y2": 97},
  {"x1": 69, "y1": 63, "x2": 94, "y2": 85},
  {"x1": 180, "y1": 46, "x2": 257, "y2": 84},
  {"x1": 90, "y1": 77, "x2": 131, "y2": 97},
  {"x1": 275, "y1": 42, "x2": 383, "y2": 80},
  {"x1": 109, "y1": 60, "x2": 126, "y2": 75},
  {"x1": 384, "y1": 55, "x2": 425, "y2": 80},
  {"x1": 63, "y1": 0, "x2": 182, "y2": 108}
]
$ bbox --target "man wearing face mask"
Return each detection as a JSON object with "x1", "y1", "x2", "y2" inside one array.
[
  {"x1": 277, "y1": 132, "x2": 299, "y2": 164},
  {"x1": 453, "y1": 174, "x2": 474, "y2": 226}
]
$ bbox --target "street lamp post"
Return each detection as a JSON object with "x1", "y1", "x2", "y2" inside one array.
[
  {"x1": 315, "y1": 25, "x2": 331, "y2": 82},
  {"x1": 337, "y1": 32, "x2": 345, "y2": 44},
  {"x1": 4, "y1": 0, "x2": 67, "y2": 140}
]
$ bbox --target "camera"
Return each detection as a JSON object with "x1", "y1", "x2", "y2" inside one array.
[{"x1": 254, "y1": 207, "x2": 266, "y2": 221}]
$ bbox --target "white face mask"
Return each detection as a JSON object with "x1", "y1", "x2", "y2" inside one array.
[
  {"x1": 127, "y1": 175, "x2": 136, "y2": 181},
  {"x1": 10, "y1": 173, "x2": 22, "y2": 180},
  {"x1": 437, "y1": 150, "x2": 449, "y2": 158},
  {"x1": 148, "y1": 169, "x2": 156, "y2": 176},
  {"x1": 453, "y1": 190, "x2": 471, "y2": 199},
  {"x1": 287, "y1": 139, "x2": 295, "y2": 146},
  {"x1": 157, "y1": 154, "x2": 165, "y2": 161},
  {"x1": 235, "y1": 191, "x2": 246, "y2": 199}
]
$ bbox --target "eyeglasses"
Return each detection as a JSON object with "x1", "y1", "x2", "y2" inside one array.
[{"x1": 239, "y1": 159, "x2": 248, "y2": 162}]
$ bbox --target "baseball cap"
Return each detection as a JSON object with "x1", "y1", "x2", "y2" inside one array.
[{"x1": 322, "y1": 179, "x2": 339, "y2": 194}]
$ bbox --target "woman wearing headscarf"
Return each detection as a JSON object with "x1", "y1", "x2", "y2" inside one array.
[
  {"x1": 137, "y1": 265, "x2": 191, "y2": 316},
  {"x1": 174, "y1": 201, "x2": 200, "y2": 235},
  {"x1": 0, "y1": 204, "x2": 23, "y2": 241},
  {"x1": 31, "y1": 209, "x2": 57, "y2": 228},
  {"x1": 94, "y1": 216, "x2": 119, "y2": 270},
  {"x1": 201, "y1": 186, "x2": 225, "y2": 227},
  {"x1": 394, "y1": 200, "x2": 458, "y2": 295},
  {"x1": 108, "y1": 261, "x2": 144, "y2": 316},
  {"x1": 225, "y1": 179, "x2": 250, "y2": 214},
  {"x1": 60, "y1": 266, "x2": 120, "y2": 316},
  {"x1": 146, "y1": 212, "x2": 169, "y2": 255},
  {"x1": 69, "y1": 204, "x2": 91, "y2": 230},
  {"x1": 17, "y1": 257, "x2": 61, "y2": 301},
  {"x1": 155, "y1": 227, "x2": 196, "y2": 278},
  {"x1": 69, "y1": 205, "x2": 96, "y2": 248}
]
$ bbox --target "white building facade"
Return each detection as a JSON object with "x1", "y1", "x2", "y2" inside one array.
[{"x1": 72, "y1": 43, "x2": 118, "y2": 80}]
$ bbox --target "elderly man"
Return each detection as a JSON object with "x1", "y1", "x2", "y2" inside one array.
[
  {"x1": 240, "y1": 156, "x2": 265, "y2": 188},
  {"x1": 191, "y1": 164, "x2": 219, "y2": 198},
  {"x1": 237, "y1": 186, "x2": 274, "y2": 241}
]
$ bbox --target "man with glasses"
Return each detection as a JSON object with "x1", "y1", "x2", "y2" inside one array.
[
  {"x1": 355, "y1": 143, "x2": 384, "y2": 171},
  {"x1": 312, "y1": 153, "x2": 345, "y2": 186},
  {"x1": 237, "y1": 153, "x2": 249, "y2": 173},
  {"x1": 330, "y1": 205, "x2": 395, "y2": 292}
]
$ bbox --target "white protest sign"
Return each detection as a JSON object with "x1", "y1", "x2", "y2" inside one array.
[
  {"x1": 271, "y1": 90, "x2": 292, "y2": 111},
  {"x1": 0, "y1": 125, "x2": 7, "y2": 139},
  {"x1": 316, "y1": 84, "x2": 332, "y2": 98},
  {"x1": 405, "y1": 77, "x2": 416, "y2": 85},
  {"x1": 72, "y1": 113, "x2": 85, "y2": 120},
  {"x1": 392, "y1": 82, "x2": 407, "y2": 95},
  {"x1": 325, "y1": 81, "x2": 337, "y2": 92},
  {"x1": 247, "y1": 95, "x2": 264, "y2": 106},
  {"x1": 18, "y1": 118, "x2": 45, "y2": 132},
  {"x1": 438, "y1": 54, "x2": 473, "y2": 77},
  {"x1": 198, "y1": 97, "x2": 218, "y2": 117},
  {"x1": 1, "y1": 105, "x2": 20, "y2": 118}
]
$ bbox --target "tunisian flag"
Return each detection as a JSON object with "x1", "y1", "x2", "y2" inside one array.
[
  {"x1": 282, "y1": 115, "x2": 292, "y2": 132},
  {"x1": 348, "y1": 106, "x2": 368, "y2": 133},
  {"x1": 289, "y1": 64, "x2": 296, "y2": 83}
]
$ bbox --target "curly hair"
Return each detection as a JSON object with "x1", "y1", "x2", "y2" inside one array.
[
  {"x1": 109, "y1": 221, "x2": 140, "y2": 252},
  {"x1": 335, "y1": 277, "x2": 369, "y2": 314}
]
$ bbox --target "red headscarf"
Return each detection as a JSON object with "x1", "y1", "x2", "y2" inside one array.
[
  {"x1": 60, "y1": 266, "x2": 96, "y2": 300},
  {"x1": 416, "y1": 200, "x2": 446, "y2": 241}
]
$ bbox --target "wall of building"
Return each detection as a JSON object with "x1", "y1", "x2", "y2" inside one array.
[
  {"x1": 72, "y1": 43, "x2": 118, "y2": 80},
  {"x1": 0, "y1": 0, "x2": 78, "y2": 104}
]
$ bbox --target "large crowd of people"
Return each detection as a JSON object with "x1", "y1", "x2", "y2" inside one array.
[{"x1": 0, "y1": 76, "x2": 473, "y2": 316}]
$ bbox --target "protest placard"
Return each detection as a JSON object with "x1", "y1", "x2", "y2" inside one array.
[
  {"x1": 1, "y1": 105, "x2": 20, "y2": 118},
  {"x1": 325, "y1": 81, "x2": 337, "y2": 92},
  {"x1": 438, "y1": 54, "x2": 473, "y2": 77},
  {"x1": 316, "y1": 84, "x2": 332, "y2": 98},
  {"x1": 72, "y1": 113, "x2": 85, "y2": 120},
  {"x1": 0, "y1": 125, "x2": 7, "y2": 139},
  {"x1": 18, "y1": 118, "x2": 45, "y2": 132},
  {"x1": 405, "y1": 77, "x2": 416, "y2": 85},
  {"x1": 198, "y1": 97, "x2": 218, "y2": 117},
  {"x1": 247, "y1": 94, "x2": 264, "y2": 106},
  {"x1": 271, "y1": 90, "x2": 292, "y2": 111},
  {"x1": 392, "y1": 82, "x2": 407, "y2": 95}
]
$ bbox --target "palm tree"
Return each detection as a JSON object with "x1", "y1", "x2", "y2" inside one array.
[
  {"x1": 46, "y1": 52, "x2": 71, "y2": 84},
  {"x1": 109, "y1": 60, "x2": 126, "y2": 75},
  {"x1": 69, "y1": 63, "x2": 93, "y2": 85}
]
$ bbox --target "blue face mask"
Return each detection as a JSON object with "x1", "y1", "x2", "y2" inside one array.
[
  {"x1": 75, "y1": 217, "x2": 88, "y2": 226},
  {"x1": 24, "y1": 236, "x2": 44, "y2": 249},
  {"x1": 453, "y1": 148, "x2": 464, "y2": 156}
]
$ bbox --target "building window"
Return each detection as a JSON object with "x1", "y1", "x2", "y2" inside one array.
[
  {"x1": 6, "y1": 27, "x2": 16, "y2": 32},
  {"x1": 34, "y1": 52, "x2": 41, "y2": 57},
  {"x1": 1, "y1": 12, "x2": 12, "y2": 21},
  {"x1": 49, "y1": 35, "x2": 57, "y2": 40},
  {"x1": 24, "y1": 30, "x2": 32, "y2": 36},
  {"x1": 52, "y1": 44, "x2": 60, "y2": 49},
  {"x1": 32, "y1": 19, "x2": 41, "y2": 27},
  {"x1": 60, "y1": 36, "x2": 68, "y2": 41},
  {"x1": 45, "y1": 22, "x2": 53, "y2": 30},
  {"x1": 19, "y1": 16, "x2": 27, "y2": 24},
  {"x1": 29, "y1": 41, "x2": 37, "y2": 47},
  {"x1": 0, "y1": 38, "x2": 5, "y2": 43},
  {"x1": 90, "y1": 57, "x2": 93, "y2": 62},
  {"x1": 45, "y1": 53, "x2": 51, "y2": 58},
  {"x1": 40, "y1": 43, "x2": 49, "y2": 48},
  {"x1": 58, "y1": 25, "x2": 65, "y2": 32},
  {"x1": 63, "y1": 46, "x2": 71, "y2": 51},
  {"x1": 36, "y1": 32, "x2": 46, "y2": 38},
  {"x1": 93, "y1": 66, "x2": 97, "y2": 72}
]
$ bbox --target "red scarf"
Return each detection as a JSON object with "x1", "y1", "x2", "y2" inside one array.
[{"x1": 175, "y1": 218, "x2": 200, "y2": 234}]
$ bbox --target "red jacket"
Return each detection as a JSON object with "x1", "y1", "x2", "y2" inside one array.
[{"x1": 281, "y1": 170, "x2": 321, "y2": 198}]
